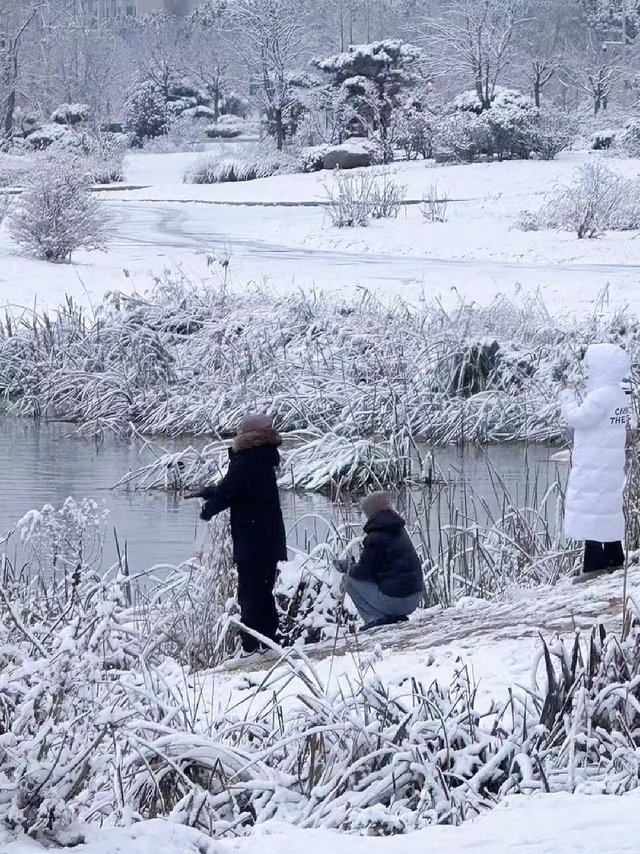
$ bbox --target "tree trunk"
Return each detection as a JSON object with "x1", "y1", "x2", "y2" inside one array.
[
  {"x1": 275, "y1": 108, "x2": 284, "y2": 150},
  {"x1": 534, "y1": 75, "x2": 541, "y2": 108},
  {"x1": 1, "y1": 51, "x2": 18, "y2": 140},
  {"x1": 594, "y1": 92, "x2": 601, "y2": 115}
]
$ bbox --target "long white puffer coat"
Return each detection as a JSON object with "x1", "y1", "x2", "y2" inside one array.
[{"x1": 561, "y1": 343, "x2": 631, "y2": 543}]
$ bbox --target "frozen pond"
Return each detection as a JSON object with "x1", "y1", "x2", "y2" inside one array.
[{"x1": 0, "y1": 416, "x2": 566, "y2": 572}]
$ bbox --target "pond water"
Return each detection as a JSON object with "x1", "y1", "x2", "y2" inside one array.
[{"x1": 0, "y1": 417, "x2": 566, "y2": 573}]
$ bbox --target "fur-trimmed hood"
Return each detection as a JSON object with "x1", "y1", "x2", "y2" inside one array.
[{"x1": 232, "y1": 427, "x2": 283, "y2": 454}]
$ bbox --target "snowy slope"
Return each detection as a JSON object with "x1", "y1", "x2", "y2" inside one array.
[{"x1": 202, "y1": 564, "x2": 635, "y2": 720}]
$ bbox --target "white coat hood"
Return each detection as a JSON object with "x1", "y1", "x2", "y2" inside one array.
[{"x1": 584, "y1": 343, "x2": 630, "y2": 391}]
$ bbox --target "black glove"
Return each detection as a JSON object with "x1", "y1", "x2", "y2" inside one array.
[{"x1": 200, "y1": 502, "x2": 214, "y2": 522}]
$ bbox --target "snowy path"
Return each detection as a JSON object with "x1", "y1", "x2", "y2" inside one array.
[
  {"x1": 4, "y1": 149, "x2": 640, "y2": 314},
  {"x1": 204, "y1": 565, "x2": 639, "y2": 735},
  {"x1": 107, "y1": 199, "x2": 640, "y2": 311}
]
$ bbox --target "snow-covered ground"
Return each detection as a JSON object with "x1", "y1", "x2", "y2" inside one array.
[
  {"x1": 2, "y1": 149, "x2": 640, "y2": 315},
  {"x1": 204, "y1": 563, "x2": 632, "y2": 724},
  {"x1": 4, "y1": 792, "x2": 640, "y2": 853}
]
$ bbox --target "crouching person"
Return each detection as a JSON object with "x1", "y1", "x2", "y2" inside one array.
[
  {"x1": 337, "y1": 492, "x2": 423, "y2": 631},
  {"x1": 189, "y1": 414, "x2": 287, "y2": 662}
]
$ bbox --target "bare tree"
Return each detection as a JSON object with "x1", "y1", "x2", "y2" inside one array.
[
  {"x1": 513, "y1": 0, "x2": 581, "y2": 105},
  {"x1": 120, "y1": 11, "x2": 190, "y2": 99},
  {"x1": 0, "y1": 0, "x2": 41, "y2": 142},
  {"x1": 230, "y1": 0, "x2": 312, "y2": 149},
  {"x1": 562, "y1": 28, "x2": 623, "y2": 115},
  {"x1": 186, "y1": 4, "x2": 238, "y2": 120},
  {"x1": 423, "y1": 0, "x2": 528, "y2": 109}
]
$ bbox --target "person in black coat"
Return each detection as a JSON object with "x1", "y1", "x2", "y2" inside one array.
[
  {"x1": 189, "y1": 414, "x2": 287, "y2": 657},
  {"x1": 336, "y1": 492, "x2": 423, "y2": 630}
]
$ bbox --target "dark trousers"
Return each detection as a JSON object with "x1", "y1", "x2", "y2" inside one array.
[
  {"x1": 236, "y1": 561, "x2": 279, "y2": 653},
  {"x1": 583, "y1": 541, "x2": 625, "y2": 574}
]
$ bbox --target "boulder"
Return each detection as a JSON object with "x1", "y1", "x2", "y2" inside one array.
[{"x1": 323, "y1": 143, "x2": 372, "y2": 170}]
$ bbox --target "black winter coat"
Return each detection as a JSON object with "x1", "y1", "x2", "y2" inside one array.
[
  {"x1": 351, "y1": 510, "x2": 423, "y2": 598},
  {"x1": 197, "y1": 444, "x2": 287, "y2": 566}
]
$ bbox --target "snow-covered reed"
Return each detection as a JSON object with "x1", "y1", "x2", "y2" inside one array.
[
  {"x1": 1, "y1": 279, "x2": 633, "y2": 450},
  {"x1": 115, "y1": 429, "x2": 416, "y2": 494},
  {"x1": 3, "y1": 512, "x2": 640, "y2": 844}
]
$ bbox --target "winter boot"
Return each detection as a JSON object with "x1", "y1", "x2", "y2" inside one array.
[
  {"x1": 362, "y1": 615, "x2": 410, "y2": 632},
  {"x1": 572, "y1": 567, "x2": 618, "y2": 585},
  {"x1": 223, "y1": 647, "x2": 279, "y2": 672}
]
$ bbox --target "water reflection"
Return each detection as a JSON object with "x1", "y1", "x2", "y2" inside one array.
[{"x1": 0, "y1": 417, "x2": 564, "y2": 572}]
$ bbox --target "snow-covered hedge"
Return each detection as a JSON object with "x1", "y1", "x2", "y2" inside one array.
[
  {"x1": 435, "y1": 89, "x2": 576, "y2": 163},
  {"x1": 592, "y1": 129, "x2": 618, "y2": 150},
  {"x1": 51, "y1": 102, "x2": 91, "y2": 126},
  {"x1": 205, "y1": 116, "x2": 245, "y2": 139},
  {"x1": 185, "y1": 143, "x2": 295, "y2": 183}
]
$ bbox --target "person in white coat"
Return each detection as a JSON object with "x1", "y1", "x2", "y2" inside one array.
[{"x1": 560, "y1": 343, "x2": 631, "y2": 582}]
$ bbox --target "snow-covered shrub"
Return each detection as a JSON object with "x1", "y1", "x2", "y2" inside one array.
[
  {"x1": 435, "y1": 112, "x2": 490, "y2": 162},
  {"x1": 182, "y1": 104, "x2": 217, "y2": 122},
  {"x1": 124, "y1": 80, "x2": 170, "y2": 143},
  {"x1": 185, "y1": 143, "x2": 295, "y2": 184},
  {"x1": 395, "y1": 106, "x2": 436, "y2": 160},
  {"x1": 368, "y1": 169, "x2": 406, "y2": 218},
  {"x1": 143, "y1": 116, "x2": 208, "y2": 153},
  {"x1": 420, "y1": 183, "x2": 449, "y2": 222},
  {"x1": 51, "y1": 102, "x2": 90, "y2": 126},
  {"x1": 205, "y1": 124, "x2": 241, "y2": 139},
  {"x1": 620, "y1": 119, "x2": 640, "y2": 157},
  {"x1": 438, "y1": 90, "x2": 574, "y2": 163},
  {"x1": 521, "y1": 162, "x2": 640, "y2": 238},
  {"x1": 8, "y1": 156, "x2": 114, "y2": 262},
  {"x1": 25, "y1": 122, "x2": 67, "y2": 151},
  {"x1": 480, "y1": 89, "x2": 539, "y2": 160},
  {"x1": 298, "y1": 144, "x2": 330, "y2": 173},
  {"x1": 149, "y1": 518, "x2": 239, "y2": 668},
  {"x1": 592, "y1": 129, "x2": 617, "y2": 150},
  {"x1": 279, "y1": 431, "x2": 413, "y2": 491},
  {"x1": 17, "y1": 497, "x2": 108, "y2": 586},
  {"x1": 0, "y1": 154, "x2": 30, "y2": 187},
  {"x1": 85, "y1": 148, "x2": 125, "y2": 184},
  {"x1": 324, "y1": 170, "x2": 373, "y2": 226},
  {"x1": 79, "y1": 134, "x2": 126, "y2": 184},
  {"x1": 205, "y1": 116, "x2": 244, "y2": 139},
  {"x1": 530, "y1": 107, "x2": 578, "y2": 161},
  {"x1": 277, "y1": 554, "x2": 358, "y2": 644},
  {"x1": 514, "y1": 209, "x2": 540, "y2": 231}
]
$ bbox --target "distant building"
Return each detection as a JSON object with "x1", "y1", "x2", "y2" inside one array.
[{"x1": 82, "y1": 0, "x2": 194, "y2": 20}]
